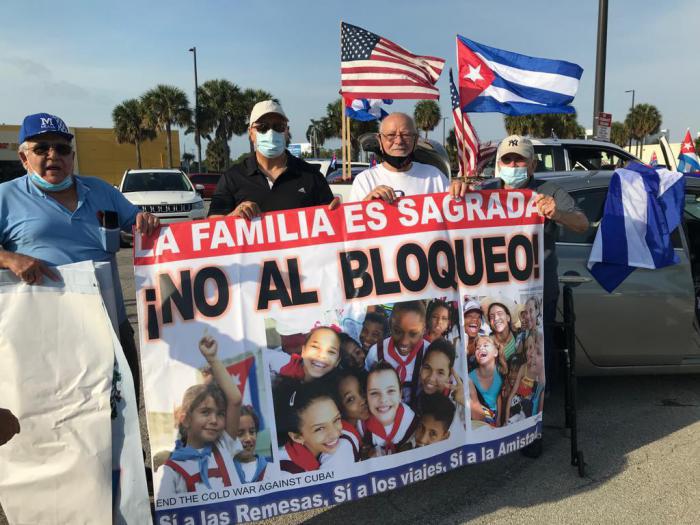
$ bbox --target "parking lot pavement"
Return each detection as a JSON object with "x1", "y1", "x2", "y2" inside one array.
[{"x1": 2, "y1": 249, "x2": 699, "y2": 525}]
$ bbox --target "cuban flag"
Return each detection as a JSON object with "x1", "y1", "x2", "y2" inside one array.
[
  {"x1": 226, "y1": 355, "x2": 265, "y2": 429},
  {"x1": 345, "y1": 98, "x2": 393, "y2": 121},
  {"x1": 456, "y1": 36, "x2": 583, "y2": 116},
  {"x1": 677, "y1": 129, "x2": 700, "y2": 173},
  {"x1": 587, "y1": 163, "x2": 686, "y2": 293},
  {"x1": 649, "y1": 151, "x2": 658, "y2": 167}
]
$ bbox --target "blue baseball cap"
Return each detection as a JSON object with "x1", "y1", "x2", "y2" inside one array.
[{"x1": 18, "y1": 113, "x2": 74, "y2": 143}]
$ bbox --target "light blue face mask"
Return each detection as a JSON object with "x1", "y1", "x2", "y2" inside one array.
[
  {"x1": 255, "y1": 129, "x2": 286, "y2": 158},
  {"x1": 29, "y1": 172, "x2": 74, "y2": 192},
  {"x1": 497, "y1": 166, "x2": 529, "y2": 188}
]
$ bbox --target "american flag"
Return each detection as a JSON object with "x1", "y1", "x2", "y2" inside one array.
[
  {"x1": 340, "y1": 22, "x2": 445, "y2": 100},
  {"x1": 449, "y1": 68, "x2": 479, "y2": 176}
]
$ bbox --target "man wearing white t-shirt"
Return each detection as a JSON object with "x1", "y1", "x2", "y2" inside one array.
[{"x1": 349, "y1": 113, "x2": 448, "y2": 203}]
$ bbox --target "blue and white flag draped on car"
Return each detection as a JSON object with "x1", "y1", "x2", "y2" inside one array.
[
  {"x1": 345, "y1": 98, "x2": 393, "y2": 121},
  {"x1": 456, "y1": 36, "x2": 583, "y2": 116},
  {"x1": 587, "y1": 163, "x2": 686, "y2": 292}
]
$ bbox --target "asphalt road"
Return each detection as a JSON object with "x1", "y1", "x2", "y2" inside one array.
[{"x1": 2, "y1": 248, "x2": 699, "y2": 524}]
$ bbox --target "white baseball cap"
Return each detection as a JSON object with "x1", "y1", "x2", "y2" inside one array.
[
  {"x1": 249, "y1": 100, "x2": 287, "y2": 125},
  {"x1": 496, "y1": 135, "x2": 534, "y2": 163}
]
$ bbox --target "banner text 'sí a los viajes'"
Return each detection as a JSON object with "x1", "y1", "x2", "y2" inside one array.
[{"x1": 135, "y1": 190, "x2": 545, "y2": 525}]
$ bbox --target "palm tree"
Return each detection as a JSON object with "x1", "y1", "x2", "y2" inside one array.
[
  {"x1": 196, "y1": 79, "x2": 244, "y2": 170},
  {"x1": 111, "y1": 99, "x2": 156, "y2": 168},
  {"x1": 504, "y1": 113, "x2": 584, "y2": 139},
  {"x1": 141, "y1": 85, "x2": 192, "y2": 168},
  {"x1": 625, "y1": 103, "x2": 662, "y2": 157},
  {"x1": 414, "y1": 100, "x2": 441, "y2": 138},
  {"x1": 610, "y1": 121, "x2": 630, "y2": 149},
  {"x1": 181, "y1": 152, "x2": 195, "y2": 173}
]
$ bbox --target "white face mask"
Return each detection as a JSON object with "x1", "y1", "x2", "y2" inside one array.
[{"x1": 496, "y1": 166, "x2": 529, "y2": 188}]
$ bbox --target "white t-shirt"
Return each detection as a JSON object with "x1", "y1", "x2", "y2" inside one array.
[{"x1": 348, "y1": 162, "x2": 449, "y2": 202}]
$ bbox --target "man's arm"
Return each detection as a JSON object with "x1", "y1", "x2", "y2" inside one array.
[
  {"x1": 535, "y1": 186, "x2": 589, "y2": 233},
  {"x1": 0, "y1": 250, "x2": 59, "y2": 284}
]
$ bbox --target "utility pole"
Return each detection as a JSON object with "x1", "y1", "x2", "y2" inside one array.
[
  {"x1": 593, "y1": 0, "x2": 608, "y2": 135},
  {"x1": 189, "y1": 47, "x2": 202, "y2": 171}
]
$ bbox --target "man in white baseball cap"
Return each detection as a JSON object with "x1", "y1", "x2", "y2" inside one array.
[{"x1": 209, "y1": 100, "x2": 337, "y2": 218}]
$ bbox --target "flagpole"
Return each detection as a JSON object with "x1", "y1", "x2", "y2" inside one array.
[
  {"x1": 345, "y1": 115, "x2": 352, "y2": 181},
  {"x1": 460, "y1": 112, "x2": 468, "y2": 178},
  {"x1": 341, "y1": 98, "x2": 347, "y2": 180}
]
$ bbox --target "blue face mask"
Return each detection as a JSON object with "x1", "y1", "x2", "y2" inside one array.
[
  {"x1": 29, "y1": 172, "x2": 74, "y2": 192},
  {"x1": 497, "y1": 166, "x2": 529, "y2": 188},
  {"x1": 255, "y1": 129, "x2": 286, "y2": 158}
]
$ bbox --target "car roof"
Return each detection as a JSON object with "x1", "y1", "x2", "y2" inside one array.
[
  {"x1": 126, "y1": 168, "x2": 185, "y2": 174},
  {"x1": 535, "y1": 170, "x2": 700, "y2": 191},
  {"x1": 530, "y1": 138, "x2": 626, "y2": 148}
]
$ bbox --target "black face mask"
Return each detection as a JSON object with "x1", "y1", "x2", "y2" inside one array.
[{"x1": 380, "y1": 143, "x2": 415, "y2": 169}]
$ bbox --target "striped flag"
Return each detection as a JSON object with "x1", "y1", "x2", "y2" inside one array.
[
  {"x1": 587, "y1": 163, "x2": 685, "y2": 292},
  {"x1": 449, "y1": 70, "x2": 496, "y2": 177},
  {"x1": 449, "y1": 68, "x2": 479, "y2": 176},
  {"x1": 456, "y1": 36, "x2": 583, "y2": 116},
  {"x1": 340, "y1": 22, "x2": 445, "y2": 100}
]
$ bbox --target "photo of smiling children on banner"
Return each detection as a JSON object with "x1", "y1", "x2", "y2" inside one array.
[{"x1": 462, "y1": 294, "x2": 546, "y2": 430}]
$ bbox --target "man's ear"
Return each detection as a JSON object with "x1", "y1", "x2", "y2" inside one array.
[
  {"x1": 288, "y1": 431, "x2": 304, "y2": 446},
  {"x1": 17, "y1": 150, "x2": 28, "y2": 169}
]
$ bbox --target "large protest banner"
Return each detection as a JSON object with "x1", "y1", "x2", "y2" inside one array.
[{"x1": 134, "y1": 190, "x2": 545, "y2": 525}]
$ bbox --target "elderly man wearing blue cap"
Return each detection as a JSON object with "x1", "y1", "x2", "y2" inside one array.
[{"x1": 0, "y1": 112, "x2": 160, "y2": 395}]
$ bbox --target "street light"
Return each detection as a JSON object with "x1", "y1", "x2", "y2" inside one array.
[
  {"x1": 625, "y1": 89, "x2": 635, "y2": 152},
  {"x1": 189, "y1": 46, "x2": 202, "y2": 171}
]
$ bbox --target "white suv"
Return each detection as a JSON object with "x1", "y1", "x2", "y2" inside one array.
[{"x1": 118, "y1": 168, "x2": 206, "y2": 244}]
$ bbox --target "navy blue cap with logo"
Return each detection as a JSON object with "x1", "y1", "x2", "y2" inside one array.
[{"x1": 18, "y1": 113, "x2": 74, "y2": 143}]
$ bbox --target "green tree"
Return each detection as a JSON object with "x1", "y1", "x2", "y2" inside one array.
[
  {"x1": 196, "y1": 79, "x2": 245, "y2": 170},
  {"x1": 504, "y1": 112, "x2": 584, "y2": 139},
  {"x1": 141, "y1": 85, "x2": 192, "y2": 168},
  {"x1": 610, "y1": 121, "x2": 630, "y2": 149},
  {"x1": 625, "y1": 103, "x2": 662, "y2": 157},
  {"x1": 205, "y1": 137, "x2": 231, "y2": 172},
  {"x1": 445, "y1": 127, "x2": 458, "y2": 171},
  {"x1": 414, "y1": 100, "x2": 441, "y2": 138},
  {"x1": 695, "y1": 135, "x2": 700, "y2": 153},
  {"x1": 111, "y1": 99, "x2": 156, "y2": 169},
  {"x1": 181, "y1": 152, "x2": 195, "y2": 172}
]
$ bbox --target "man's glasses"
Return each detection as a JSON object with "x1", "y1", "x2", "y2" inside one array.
[
  {"x1": 379, "y1": 132, "x2": 417, "y2": 143},
  {"x1": 27, "y1": 143, "x2": 73, "y2": 156},
  {"x1": 252, "y1": 122, "x2": 287, "y2": 133}
]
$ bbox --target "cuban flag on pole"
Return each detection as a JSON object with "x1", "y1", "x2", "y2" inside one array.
[
  {"x1": 344, "y1": 98, "x2": 393, "y2": 121},
  {"x1": 587, "y1": 163, "x2": 686, "y2": 293},
  {"x1": 456, "y1": 36, "x2": 583, "y2": 115},
  {"x1": 226, "y1": 355, "x2": 265, "y2": 429},
  {"x1": 677, "y1": 129, "x2": 700, "y2": 173}
]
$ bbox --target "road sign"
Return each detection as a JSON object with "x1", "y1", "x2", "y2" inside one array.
[{"x1": 595, "y1": 112, "x2": 612, "y2": 142}]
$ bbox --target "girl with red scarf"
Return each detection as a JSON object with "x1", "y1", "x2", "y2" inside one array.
[
  {"x1": 275, "y1": 379, "x2": 357, "y2": 474},
  {"x1": 364, "y1": 301, "x2": 429, "y2": 405},
  {"x1": 267, "y1": 326, "x2": 342, "y2": 383},
  {"x1": 362, "y1": 362, "x2": 417, "y2": 456}
]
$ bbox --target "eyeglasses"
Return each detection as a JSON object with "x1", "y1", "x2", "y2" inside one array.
[
  {"x1": 379, "y1": 132, "x2": 417, "y2": 143},
  {"x1": 252, "y1": 122, "x2": 287, "y2": 133},
  {"x1": 27, "y1": 142, "x2": 73, "y2": 156}
]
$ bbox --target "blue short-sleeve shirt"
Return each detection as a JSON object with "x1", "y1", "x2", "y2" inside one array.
[
  {"x1": 0, "y1": 174, "x2": 139, "y2": 323},
  {"x1": 0, "y1": 174, "x2": 138, "y2": 265}
]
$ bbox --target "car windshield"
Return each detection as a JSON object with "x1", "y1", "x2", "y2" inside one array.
[
  {"x1": 191, "y1": 174, "x2": 220, "y2": 185},
  {"x1": 123, "y1": 172, "x2": 192, "y2": 192}
]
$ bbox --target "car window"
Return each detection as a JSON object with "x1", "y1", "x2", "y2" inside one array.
[
  {"x1": 560, "y1": 186, "x2": 684, "y2": 248},
  {"x1": 123, "y1": 172, "x2": 191, "y2": 192},
  {"x1": 685, "y1": 191, "x2": 700, "y2": 221},
  {"x1": 567, "y1": 147, "x2": 629, "y2": 171},
  {"x1": 558, "y1": 188, "x2": 607, "y2": 244},
  {"x1": 533, "y1": 146, "x2": 556, "y2": 172},
  {"x1": 191, "y1": 175, "x2": 220, "y2": 185},
  {"x1": 327, "y1": 167, "x2": 366, "y2": 184}
]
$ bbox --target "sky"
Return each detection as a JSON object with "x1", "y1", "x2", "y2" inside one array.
[{"x1": 1, "y1": 0, "x2": 697, "y2": 161}]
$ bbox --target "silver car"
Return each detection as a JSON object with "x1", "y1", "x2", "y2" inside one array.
[{"x1": 547, "y1": 171, "x2": 700, "y2": 375}]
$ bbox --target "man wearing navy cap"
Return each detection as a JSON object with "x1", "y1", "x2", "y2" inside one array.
[{"x1": 0, "y1": 112, "x2": 160, "y2": 395}]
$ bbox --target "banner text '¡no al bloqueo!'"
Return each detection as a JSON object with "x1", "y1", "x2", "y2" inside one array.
[{"x1": 138, "y1": 191, "x2": 542, "y2": 340}]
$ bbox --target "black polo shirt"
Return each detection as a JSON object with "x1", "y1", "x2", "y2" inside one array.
[{"x1": 208, "y1": 152, "x2": 334, "y2": 216}]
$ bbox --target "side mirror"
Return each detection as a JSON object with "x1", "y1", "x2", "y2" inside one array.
[{"x1": 194, "y1": 183, "x2": 205, "y2": 196}]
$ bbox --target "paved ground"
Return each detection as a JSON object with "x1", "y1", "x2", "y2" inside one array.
[{"x1": 2, "y1": 247, "x2": 699, "y2": 524}]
